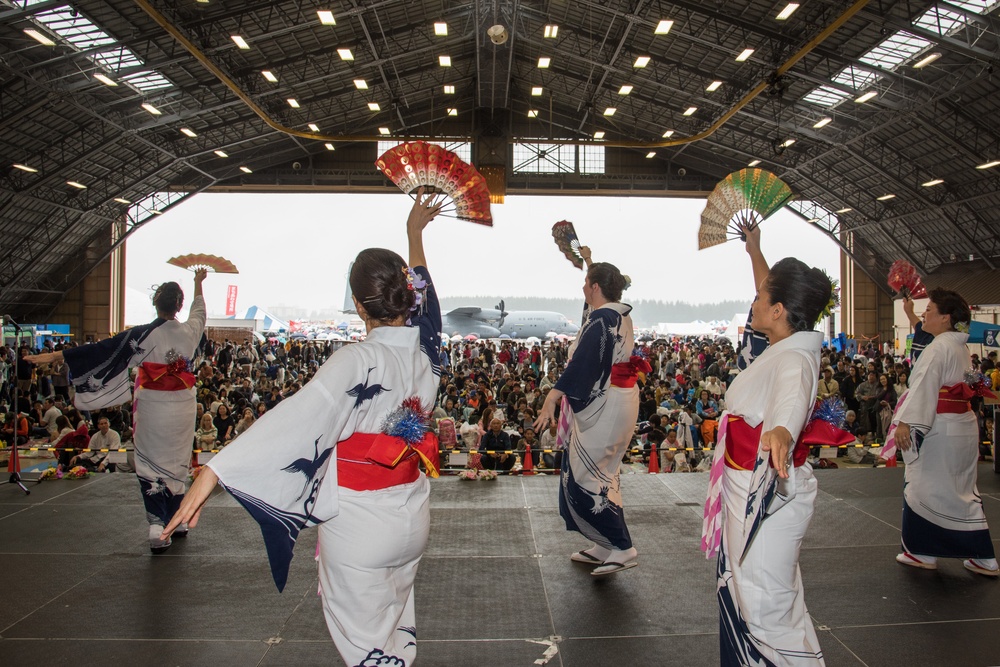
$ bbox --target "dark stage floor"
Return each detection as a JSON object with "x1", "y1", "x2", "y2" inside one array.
[{"x1": 2, "y1": 466, "x2": 1000, "y2": 667}]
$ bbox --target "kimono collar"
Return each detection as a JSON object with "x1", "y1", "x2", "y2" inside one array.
[
  {"x1": 595, "y1": 302, "x2": 633, "y2": 317},
  {"x1": 765, "y1": 330, "x2": 823, "y2": 356},
  {"x1": 365, "y1": 324, "x2": 419, "y2": 348},
  {"x1": 936, "y1": 330, "x2": 969, "y2": 345}
]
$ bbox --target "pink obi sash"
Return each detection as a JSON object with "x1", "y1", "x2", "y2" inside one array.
[{"x1": 337, "y1": 431, "x2": 440, "y2": 492}]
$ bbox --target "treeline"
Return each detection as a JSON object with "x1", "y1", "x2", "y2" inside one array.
[{"x1": 437, "y1": 296, "x2": 751, "y2": 329}]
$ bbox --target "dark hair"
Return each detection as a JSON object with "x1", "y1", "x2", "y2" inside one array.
[
  {"x1": 586, "y1": 262, "x2": 627, "y2": 302},
  {"x1": 928, "y1": 288, "x2": 970, "y2": 330},
  {"x1": 764, "y1": 258, "x2": 832, "y2": 333},
  {"x1": 152, "y1": 282, "x2": 184, "y2": 316},
  {"x1": 350, "y1": 248, "x2": 415, "y2": 323}
]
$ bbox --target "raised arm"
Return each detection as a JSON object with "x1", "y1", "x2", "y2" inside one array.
[
  {"x1": 407, "y1": 187, "x2": 444, "y2": 269},
  {"x1": 902, "y1": 297, "x2": 920, "y2": 329},
  {"x1": 578, "y1": 245, "x2": 593, "y2": 270},
  {"x1": 193, "y1": 268, "x2": 207, "y2": 300},
  {"x1": 739, "y1": 222, "x2": 769, "y2": 288}
]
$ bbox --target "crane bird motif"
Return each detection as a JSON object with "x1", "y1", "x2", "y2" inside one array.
[
  {"x1": 281, "y1": 436, "x2": 334, "y2": 501},
  {"x1": 347, "y1": 366, "x2": 389, "y2": 408}
]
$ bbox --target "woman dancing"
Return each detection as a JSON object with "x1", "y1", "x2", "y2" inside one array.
[
  {"x1": 163, "y1": 190, "x2": 445, "y2": 666},
  {"x1": 702, "y1": 257, "x2": 832, "y2": 666},
  {"x1": 29, "y1": 269, "x2": 207, "y2": 554},
  {"x1": 535, "y1": 248, "x2": 647, "y2": 576},
  {"x1": 887, "y1": 288, "x2": 997, "y2": 576}
]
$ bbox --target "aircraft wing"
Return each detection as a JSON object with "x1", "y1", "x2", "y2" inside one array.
[{"x1": 446, "y1": 307, "x2": 483, "y2": 317}]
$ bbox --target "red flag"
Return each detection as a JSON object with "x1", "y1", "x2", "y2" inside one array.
[{"x1": 225, "y1": 285, "x2": 238, "y2": 316}]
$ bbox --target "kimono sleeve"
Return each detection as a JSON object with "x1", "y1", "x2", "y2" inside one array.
[
  {"x1": 554, "y1": 311, "x2": 611, "y2": 416},
  {"x1": 893, "y1": 338, "x2": 944, "y2": 435},
  {"x1": 411, "y1": 265, "x2": 443, "y2": 375},
  {"x1": 206, "y1": 346, "x2": 365, "y2": 591},
  {"x1": 761, "y1": 350, "x2": 816, "y2": 442},
  {"x1": 63, "y1": 322, "x2": 161, "y2": 411}
]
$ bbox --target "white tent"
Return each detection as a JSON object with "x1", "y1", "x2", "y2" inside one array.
[
  {"x1": 232, "y1": 305, "x2": 290, "y2": 332},
  {"x1": 655, "y1": 321, "x2": 717, "y2": 336},
  {"x1": 723, "y1": 313, "x2": 749, "y2": 347}
]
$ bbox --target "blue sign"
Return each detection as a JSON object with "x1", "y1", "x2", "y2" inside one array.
[{"x1": 985, "y1": 329, "x2": 1000, "y2": 348}]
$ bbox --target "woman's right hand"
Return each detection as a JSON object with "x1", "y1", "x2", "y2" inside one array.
[
  {"x1": 737, "y1": 221, "x2": 761, "y2": 253},
  {"x1": 161, "y1": 466, "x2": 219, "y2": 539},
  {"x1": 406, "y1": 187, "x2": 444, "y2": 234}
]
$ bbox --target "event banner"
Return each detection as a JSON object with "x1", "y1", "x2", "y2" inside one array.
[{"x1": 225, "y1": 285, "x2": 238, "y2": 316}]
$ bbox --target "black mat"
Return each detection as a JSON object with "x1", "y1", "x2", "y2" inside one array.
[{"x1": 2, "y1": 467, "x2": 1000, "y2": 666}]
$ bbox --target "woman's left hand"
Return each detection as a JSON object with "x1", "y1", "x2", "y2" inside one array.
[
  {"x1": 406, "y1": 187, "x2": 444, "y2": 233},
  {"x1": 760, "y1": 426, "x2": 793, "y2": 479}
]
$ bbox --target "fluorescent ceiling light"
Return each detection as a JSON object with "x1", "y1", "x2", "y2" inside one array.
[
  {"x1": 877, "y1": 193, "x2": 895, "y2": 201},
  {"x1": 67, "y1": 181, "x2": 87, "y2": 189},
  {"x1": 354, "y1": 79, "x2": 368, "y2": 89},
  {"x1": 325, "y1": 143, "x2": 335, "y2": 151},
  {"x1": 150, "y1": 209, "x2": 163, "y2": 215},
  {"x1": 262, "y1": 70, "x2": 278, "y2": 82},
  {"x1": 855, "y1": 90, "x2": 877, "y2": 103},
  {"x1": 736, "y1": 48, "x2": 754, "y2": 62},
  {"x1": 113, "y1": 197, "x2": 131, "y2": 204},
  {"x1": 287, "y1": 98, "x2": 300, "y2": 108},
  {"x1": 812, "y1": 117, "x2": 833, "y2": 128},
  {"x1": 646, "y1": 151, "x2": 656, "y2": 158},
  {"x1": 654, "y1": 20, "x2": 674, "y2": 35},
  {"x1": 618, "y1": 85, "x2": 633, "y2": 95},
  {"x1": 443, "y1": 85, "x2": 455, "y2": 94},
  {"x1": 141, "y1": 103, "x2": 161, "y2": 115},
  {"x1": 240, "y1": 166, "x2": 253, "y2": 174},
  {"x1": 913, "y1": 52, "x2": 941, "y2": 69},
  {"x1": 836, "y1": 207, "x2": 852, "y2": 213},
  {"x1": 594, "y1": 131, "x2": 605, "y2": 139},
  {"x1": 308, "y1": 123, "x2": 320, "y2": 132},
  {"x1": 662, "y1": 130, "x2": 675, "y2": 138},
  {"x1": 368, "y1": 102, "x2": 380, "y2": 111},
  {"x1": 538, "y1": 57, "x2": 551, "y2": 68},
  {"x1": 781, "y1": 138, "x2": 796, "y2": 147},
  {"x1": 231, "y1": 35, "x2": 250, "y2": 50},
  {"x1": 544, "y1": 25, "x2": 559, "y2": 38},
  {"x1": 776, "y1": 3, "x2": 800, "y2": 20},
  {"x1": 603, "y1": 107, "x2": 616, "y2": 116},
  {"x1": 531, "y1": 86, "x2": 543, "y2": 96},
  {"x1": 683, "y1": 106, "x2": 697, "y2": 115},
  {"x1": 921, "y1": 179, "x2": 944, "y2": 187},
  {"x1": 706, "y1": 81, "x2": 723, "y2": 92},
  {"x1": 214, "y1": 150, "x2": 229, "y2": 158},
  {"x1": 24, "y1": 29, "x2": 55, "y2": 46},
  {"x1": 434, "y1": 22, "x2": 448, "y2": 36},
  {"x1": 317, "y1": 10, "x2": 336, "y2": 25},
  {"x1": 94, "y1": 73, "x2": 117, "y2": 86},
  {"x1": 448, "y1": 108, "x2": 458, "y2": 116},
  {"x1": 634, "y1": 56, "x2": 650, "y2": 68},
  {"x1": 439, "y1": 55, "x2": 451, "y2": 67},
  {"x1": 976, "y1": 160, "x2": 1000, "y2": 170},
  {"x1": 527, "y1": 109, "x2": 539, "y2": 118},
  {"x1": 180, "y1": 128, "x2": 197, "y2": 137},
  {"x1": 338, "y1": 48, "x2": 354, "y2": 61},
  {"x1": 748, "y1": 159, "x2": 761, "y2": 167},
  {"x1": 13, "y1": 163, "x2": 38, "y2": 173},
  {"x1": 378, "y1": 127, "x2": 391, "y2": 135}
]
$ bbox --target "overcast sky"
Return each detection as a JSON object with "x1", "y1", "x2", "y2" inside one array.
[{"x1": 123, "y1": 192, "x2": 841, "y2": 324}]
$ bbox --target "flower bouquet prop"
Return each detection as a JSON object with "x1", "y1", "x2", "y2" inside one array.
[
  {"x1": 458, "y1": 469, "x2": 479, "y2": 481},
  {"x1": 64, "y1": 466, "x2": 90, "y2": 479},
  {"x1": 39, "y1": 466, "x2": 60, "y2": 480}
]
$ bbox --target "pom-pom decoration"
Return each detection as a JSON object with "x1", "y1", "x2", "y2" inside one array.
[
  {"x1": 812, "y1": 397, "x2": 847, "y2": 429},
  {"x1": 379, "y1": 397, "x2": 432, "y2": 446},
  {"x1": 964, "y1": 370, "x2": 996, "y2": 399},
  {"x1": 375, "y1": 141, "x2": 493, "y2": 225},
  {"x1": 799, "y1": 397, "x2": 855, "y2": 447}
]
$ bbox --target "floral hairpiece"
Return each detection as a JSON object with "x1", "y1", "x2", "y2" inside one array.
[
  {"x1": 955, "y1": 321, "x2": 970, "y2": 334},
  {"x1": 818, "y1": 278, "x2": 840, "y2": 323},
  {"x1": 622, "y1": 274, "x2": 632, "y2": 291}
]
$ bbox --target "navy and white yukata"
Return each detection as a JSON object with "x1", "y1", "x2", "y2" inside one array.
[{"x1": 207, "y1": 266, "x2": 441, "y2": 667}]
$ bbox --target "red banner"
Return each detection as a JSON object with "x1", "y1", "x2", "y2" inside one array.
[{"x1": 225, "y1": 285, "x2": 238, "y2": 316}]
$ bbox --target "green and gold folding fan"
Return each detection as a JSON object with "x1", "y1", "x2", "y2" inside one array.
[{"x1": 698, "y1": 169, "x2": 794, "y2": 250}]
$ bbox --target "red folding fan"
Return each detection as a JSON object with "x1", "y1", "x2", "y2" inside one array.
[
  {"x1": 167, "y1": 254, "x2": 239, "y2": 274},
  {"x1": 375, "y1": 141, "x2": 493, "y2": 226},
  {"x1": 887, "y1": 259, "x2": 926, "y2": 298}
]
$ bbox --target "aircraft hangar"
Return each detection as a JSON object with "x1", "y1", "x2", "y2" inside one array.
[{"x1": 1, "y1": 0, "x2": 999, "y2": 340}]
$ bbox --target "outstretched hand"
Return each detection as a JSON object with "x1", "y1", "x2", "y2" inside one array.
[
  {"x1": 760, "y1": 426, "x2": 792, "y2": 479},
  {"x1": 161, "y1": 466, "x2": 219, "y2": 540},
  {"x1": 407, "y1": 187, "x2": 445, "y2": 234},
  {"x1": 193, "y1": 268, "x2": 208, "y2": 285}
]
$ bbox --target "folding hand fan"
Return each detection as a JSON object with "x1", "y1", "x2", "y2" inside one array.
[
  {"x1": 167, "y1": 254, "x2": 239, "y2": 274},
  {"x1": 375, "y1": 141, "x2": 493, "y2": 226},
  {"x1": 551, "y1": 220, "x2": 585, "y2": 269},
  {"x1": 698, "y1": 169, "x2": 794, "y2": 250},
  {"x1": 887, "y1": 259, "x2": 927, "y2": 299}
]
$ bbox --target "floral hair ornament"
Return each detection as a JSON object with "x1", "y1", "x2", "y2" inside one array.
[
  {"x1": 622, "y1": 274, "x2": 632, "y2": 291},
  {"x1": 404, "y1": 266, "x2": 428, "y2": 324},
  {"x1": 818, "y1": 278, "x2": 840, "y2": 323},
  {"x1": 955, "y1": 321, "x2": 970, "y2": 335}
]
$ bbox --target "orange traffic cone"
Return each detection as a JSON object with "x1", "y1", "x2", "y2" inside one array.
[
  {"x1": 7, "y1": 443, "x2": 20, "y2": 474},
  {"x1": 886, "y1": 452, "x2": 897, "y2": 468},
  {"x1": 648, "y1": 443, "x2": 660, "y2": 474},
  {"x1": 522, "y1": 444, "x2": 535, "y2": 475}
]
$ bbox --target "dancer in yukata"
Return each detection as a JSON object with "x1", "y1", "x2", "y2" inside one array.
[
  {"x1": 702, "y1": 255, "x2": 833, "y2": 667},
  {"x1": 29, "y1": 269, "x2": 207, "y2": 554},
  {"x1": 164, "y1": 190, "x2": 446, "y2": 666},
  {"x1": 885, "y1": 288, "x2": 997, "y2": 577},
  {"x1": 535, "y1": 247, "x2": 649, "y2": 576}
]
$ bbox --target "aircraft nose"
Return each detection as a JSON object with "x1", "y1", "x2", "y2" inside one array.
[{"x1": 567, "y1": 323, "x2": 579, "y2": 333}]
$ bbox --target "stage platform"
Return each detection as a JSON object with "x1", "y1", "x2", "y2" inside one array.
[{"x1": 1, "y1": 466, "x2": 999, "y2": 667}]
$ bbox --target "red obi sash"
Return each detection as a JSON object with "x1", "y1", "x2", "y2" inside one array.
[
  {"x1": 135, "y1": 361, "x2": 196, "y2": 391},
  {"x1": 337, "y1": 431, "x2": 440, "y2": 492},
  {"x1": 937, "y1": 383, "x2": 976, "y2": 414},
  {"x1": 723, "y1": 415, "x2": 811, "y2": 471},
  {"x1": 610, "y1": 356, "x2": 652, "y2": 388}
]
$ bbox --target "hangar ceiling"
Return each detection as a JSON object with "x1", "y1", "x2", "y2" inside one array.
[{"x1": 1, "y1": 0, "x2": 999, "y2": 320}]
